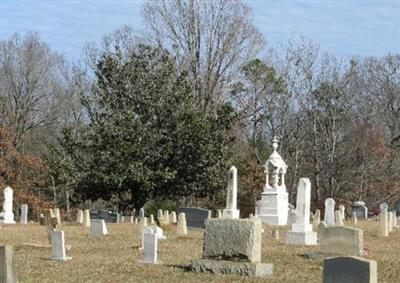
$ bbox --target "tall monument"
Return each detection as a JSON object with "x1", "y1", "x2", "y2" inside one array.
[{"x1": 258, "y1": 138, "x2": 288, "y2": 225}]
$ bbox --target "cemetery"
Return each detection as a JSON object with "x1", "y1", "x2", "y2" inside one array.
[{"x1": 1, "y1": 0, "x2": 399, "y2": 282}]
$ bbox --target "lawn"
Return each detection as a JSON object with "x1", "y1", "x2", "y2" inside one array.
[{"x1": 0, "y1": 220, "x2": 399, "y2": 282}]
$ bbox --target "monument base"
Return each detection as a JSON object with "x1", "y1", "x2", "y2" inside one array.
[
  {"x1": 222, "y1": 209, "x2": 240, "y2": 219},
  {"x1": 286, "y1": 231, "x2": 317, "y2": 246},
  {"x1": 191, "y1": 259, "x2": 273, "y2": 277}
]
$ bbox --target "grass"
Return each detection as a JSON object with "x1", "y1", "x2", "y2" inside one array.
[{"x1": 0, "y1": 220, "x2": 399, "y2": 282}]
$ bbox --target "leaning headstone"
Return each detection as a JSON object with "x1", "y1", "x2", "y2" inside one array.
[
  {"x1": 54, "y1": 208, "x2": 61, "y2": 225},
  {"x1": 170, "y1": 211, "x2": 177, "y2": 224},
  {"x1": 90, "y1": 219, "x2": 108, "y2": 236},
  {"x1": 191, "y1": 218, "x2": 273, "y2": 277},
  {"x1": 324, "y1": 198, "x2": 335, "y2": 226},
  {"x1": 319, "y1": 225, "x2": 363, "y2": 256},
  {"x1": 142, "y1": 228, "x2": 158, "y2": 264},
  {"x1": 20, "y1": 204, "x2": 28, "y2": 225},
  {"x1": 286, "y1": 178, "x2": 317, "y2": 245},
  {"x1": 323, "y1": 256, "x2": 377, "y2": 283},
  {"x1": 338, "y1": 205, "x2": 345, "y2": 220},
  {"x1": 50, "y1": 230, "x2": 71, "y2": 261},
  {"x1": 0, "y1": 187, "x2": 15, "y2": 224},
  {"x1": 313, "y1": 209, "x2": 321, "y2": 231},
  {"x1": 388, "y1": 212, "x2": 394, "y2": 232},
  {"x1": 335, "y1": 210, "x2": 343, "y2": 226},
  {"x1": 83, "y1": 209, "x2": 91, "y2": 227},
  {"x1": 76, "y1": 210, "x2": 83, "y2": 225},
  {"x1": 178, "y1": 207, "x2": 211, "y2": 228},
  {"x1": 222, "y1": 166, "x2": 240, "y2": 219},
  {"x1": 0, "y1": 246, "x2": 17, "y2": 283},
  {"x1": 176, "y1": 212, "x2": 188, "y2": 236},
  {"x1": 377, "y1": 212, "x2": 388, "y2": 237},
  {"x1": 352, "y1": 212, "x2": 358, "y2": 225}
]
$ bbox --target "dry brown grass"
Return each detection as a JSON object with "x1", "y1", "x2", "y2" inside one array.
[{"x1": 0, "y1": 220, "x2": 399, "y2": 282}]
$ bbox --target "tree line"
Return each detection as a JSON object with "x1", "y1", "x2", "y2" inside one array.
[{"x1": 0, "y1": 0, "x2": 399, "y2": 215}]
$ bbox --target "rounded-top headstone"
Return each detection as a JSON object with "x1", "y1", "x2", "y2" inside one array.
[
  {"x1": 325, "y1": 198, "x2": 335, "y2": 206},
  {"x1": 379, "y1": 203, "x2": 388, "y2": 213}
]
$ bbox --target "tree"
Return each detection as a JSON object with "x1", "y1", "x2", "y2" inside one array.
[
  {"x1": 74, "y1": 43, "x2": 234, "y2": 210},
  {"x1": 143, "y1": 0, "x2": 264, "y2": 113}
]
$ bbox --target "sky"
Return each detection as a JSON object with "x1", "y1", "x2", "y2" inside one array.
[{"x1": 1, "y1": 0, "x2": 399, "y2": 61}]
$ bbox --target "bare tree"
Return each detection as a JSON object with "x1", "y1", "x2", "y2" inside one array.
[{"x1": 143, "y1": 0, "x2": 264, "y2": 112}]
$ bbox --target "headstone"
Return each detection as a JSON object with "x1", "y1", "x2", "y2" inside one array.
[
  {"x1": 286, "y1": 178, "x2": 317, "y2": 245},
  {"x1": 324, "y1": 198, "x2": 335, "y2": 226},
  {"x1": 388, "y1": 211, "x2": 394, "y2": 232},
  {"x1": 157, "y1": 209, "x2": 163, "y2": 220},
  {"x1": 0, "y1": 246, "x2": 17, "y2": 283},
  {"x1": 216, "y1": 210, "x2": 222, "y2": 219},
  {"x1": 134, "y1": 218, "x2": 138, "y2": 224},
  {"x1": 163, "y1": 210, "x2": 170, "y2": 224},
  {"x1": 129, "y1": 216, "x2": 134, "y2": 224},
  {"x1": 377, "y1": 212, "x2": 388, "y2": 237},
  {"x1": 249, "y1": 213, "x2": 254, "y2": 219},
  {"x1": 392, "y1": 211, "x2": 398, "y2": 227},
  {"x1": 222, "y1": 166, "x2": 240, "y2": 219},
  {"x1": 313, "y1": 209, "x2": 321, "y2": 231},
  {"x1": 379, "y1": 202, "x2": 388, "y2": 213},
  {"x1": 139, "y1": 217, "x2": 148, "y2": 234},
  {"x1": 394, "y1": 200, "x2": 400, "y2": 217},
  {"x1": 54, "y1": 208, "x2": 61, "y2": 225},
  {"x1": 50, "y1": 230, "x2": 71, "y2": 261},
  {"x1": 150, "y1": 225, "x2": 166, "y2": 240},
  {"x1": 120, "y1": 215, "x2": 125, "y2": 222},
  {"x1": 90, "y1": 219, "x2": 108, "y2": 236},
  {"x1": 258, "y1": 138, "x2": 289, "y2": 225},
  {"x1": 76, "y1": 210, "x2": 83, "y2": 225},
  {"x1": 140, "y1": 226, "x2": 152, "y2": 250},
  {"x1": 0, "y1": 187, "x2": 15, "y2": 224},
  {"x1": 191, "y1": 218, "x2": 273, "y2": 277},
  {"x1": 150, "y1": 214, "x2": 155, "y2": 225},
  {"x1": 323, "y1": 256, "x2": 377, "y2": 283},
  {"x1": 207, "y1": 210, "x2": 212, "y2": 219},
  {"x1": 170, "y1": 211, "x2": 177, "y2": 224},
  {"x1": 339, "y1": 205, "x2": 345, "y2": 220},
  {"x1": 142, "y1": 228, "x2": 158, "y2": 264},
  {"x1": 176, "y1": 212, "x2": 188, "y2": 235},
  {"x1": 20, "y1": 204, "x2": 28, "y2": 225},
  {"x1": 352, "y1": 212, "x2": 358, "y2": 225},
  {"x1": 178, "y1": 207, "x2": 211, "y2": 228},
  {"x1": 287, "y1": 208, "x2": 296, "y2": 226},
  {"x1": 139, "y1": 208, "x2": 145, "y2": 218},
  {"x1": 352, "y1": 201, "x2": 368, "y2": 219},
  {"x1": 83, "y1": 209, "x2": 91, "y2": 227},
  {"x1": 319, "y1": 225, "x2": 364, "y2": 256},
  {"x1": 335, "y1": 210, "x2": 343, "y2": 226}
]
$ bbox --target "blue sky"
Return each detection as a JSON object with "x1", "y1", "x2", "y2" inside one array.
[{"x1": 1, "y1": 0, "x2": 399, "y2": 61}]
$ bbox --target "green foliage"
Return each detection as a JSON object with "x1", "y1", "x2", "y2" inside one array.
[{"x1": 71, "y1": 45, "x2": 234, "y2": 210}]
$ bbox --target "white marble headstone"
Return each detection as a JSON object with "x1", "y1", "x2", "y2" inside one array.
[
  {"x1": 324, "y1": 198, "x2": 335, "y2": 226},
  {"x1": 50, "y1": 230, "x2": 71, "y2": 261},
  {"x1": 0, "y1": 187, "x2": 15, "y2": 224}
]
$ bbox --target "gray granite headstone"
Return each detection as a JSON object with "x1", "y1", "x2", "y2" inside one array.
[
  {"x1": 323, "y1": 256, "x2": 377, "y2": 283},
  {"x1": 178, "y1": 207, "x2": 211, "y2": 228}
]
